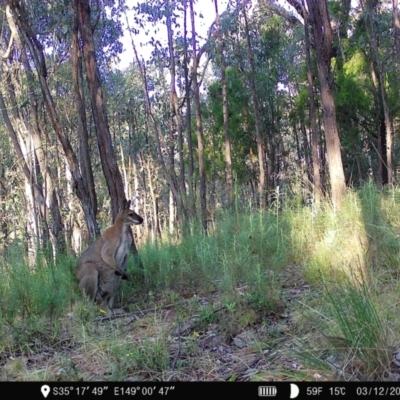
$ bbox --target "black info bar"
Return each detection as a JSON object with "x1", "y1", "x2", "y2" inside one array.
[{"x1": 2, "y1": 381, "x2": 399, "y2": 399}]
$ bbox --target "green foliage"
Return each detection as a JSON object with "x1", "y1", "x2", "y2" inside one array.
[
  {"x1": 207, "y1": 67, "x2": 255, "y2": 182},
  {"x1": 0, "y1": 249, "x2": 76, "y2": 324},
  {"x1": 138, "y1": 207, "x2": 288, "y2": 307},
  {"x1": 109, "y1": 337, "x2": 170, "y2": 379},
  {"x1": 297, "y1": 276, "x2": 392, "y2": 380}
]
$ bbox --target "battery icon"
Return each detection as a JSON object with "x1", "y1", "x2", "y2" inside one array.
[{"x1": 258, "y1": 386, "x2": 277, "y2": 397}]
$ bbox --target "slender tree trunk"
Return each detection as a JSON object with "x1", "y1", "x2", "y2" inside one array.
[
  {"x1": 306, "y1": 0, "x2": 346, "y2": 209},
  {"x1": 183, "y1": 0, "x2": 195, "y2": 218},
  {"x1": 369, "y1": 60, "x2": 387, "y2": 185},
  {"x1": 166, "y1": 3, "x2": 187, "y2": 226},
  {"x1": 0, "y1": 169, "x2": 7, "y2": 241},
  {"x1": 0, "y1": 92, "x2": 39, "y2": 261},
  {"x1": 242, "y1": 0, "x2": 266, "y2": 207},
  {"x1": 7, "y1": 0, "x2": 100, "y2": 240},
  {"x1": 145, "y1": 158, "x2": 161, "y2": 240},
  {"x1": 364, "y1": 0, "x2": 393, "y2": 185},
  {"x1": 166, "y1": 4, "x2": 185, "y2": 192},
  {"x1": 126, "y1": 11, "x2": 182, "y2": 218},
  {"x1": 215, "y1": 0, "x2": 233, "y2": 208},
  {"x1": 4, "y1": 3, "x2": 62, "y2": 251},
  {"x1": 189, "y1": 0, "x2": 207, "y2": 231},
  {"x1": 393, "y1": 0, "x2": 400, "y2": 184},
  {"x1": 74, "y1": 0, "x2": 126, "y2": 219},
  {"x1": 301, "y1": 0, "x2": 322, "y2": 202},
  {"x1": 393, "y1": 0, "x2": 400, "y2": 61}
]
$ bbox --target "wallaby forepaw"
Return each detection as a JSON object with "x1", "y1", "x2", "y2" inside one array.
[{"x1": 122, "y1": 273, "x2": 130, "y2": 281}]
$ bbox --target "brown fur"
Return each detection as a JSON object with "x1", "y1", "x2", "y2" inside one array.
[{"x1": 75, "y1": 199, "x2": 143, "y2": 313}]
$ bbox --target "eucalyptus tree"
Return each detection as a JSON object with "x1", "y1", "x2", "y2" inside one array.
[
  {"x1": 241, "y1": 0, "x2": 267, "y2": 206},
  {"x1": 128, "y1": 0, "x2": 190, "y2": 235},
  {"x1": 2, "y1": 0, "x2": 144, "y2": 259},
  {"x1": 207, "y1": 1, "x2": 303, "y2": 205},
  {"x1": 5, "y1": 0, "x2": 100, "y2": 245},
  {"x1": 304, "y1": 0, "x2": 346, "y2": 208},
  {"x1": 73, "y1": 0, "x2": 128, "y2": 220},
  {"x1": 286, "y1": 0, "x2": 346, "y2": 209},
  {"x1": 0, "y1": 1, "x2": 70, "y2": 257},
  {"x1": 361, "y1": 0, "x2": 394, "y2": 186},
  {"x1": 300, "y1": 0, "x2": 322, "y2": 199},
  {"x1": 214, "y1": 0, "x2": 233, "y2": 208},
  {"x1": 189, "y1": 0, "x2": 207, "y2": 231}
]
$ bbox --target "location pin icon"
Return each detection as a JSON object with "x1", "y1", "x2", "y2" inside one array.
[{"x1": 41, "y1": 385, "x2": 50, "y2": 398}]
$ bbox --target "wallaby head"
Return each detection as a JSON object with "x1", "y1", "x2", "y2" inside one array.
[{"x1": 117, "y1": 199, "x2": 143, "y2": 226}]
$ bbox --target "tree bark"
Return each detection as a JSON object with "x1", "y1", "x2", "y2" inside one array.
[
  {"x1": 242, "y1": 0, "x2": 266, "y2": 207},
  {"x1": 4, "y1": 2, "x2": 62, "y2": 251},
  {"x1": 189, "y1": 0, "x2": 207, "y2": 231},
  {"x1": 306, "y1": 0, "x2": 346, "y2": 209},
  {"x1": 301, "y1": 0, "x2": 322, "y2": 201},
  {"x1": 166, "y1": 2, "x2": 187, "y2": 223},
  {"x1": 364, "y1": 0, "x2": 393, "y2": 185},
  {"x1": 74, "y1": 0, "x2": 126, "y2": 219},
  {"x1": 183, "y1": 0, "x2": 195, "y2": 218},
  {"x1": 71, "y1": 4, "x2": 98, "y2": 224},
  {"x1": 7, "y1": 0, "x2": 100, "y2": 239},
  {"x1": 393, "y1": 0, "x2": 400, "y2": 61},
  {"x1": 74, "y1": 0, "x2": 143, "y2": 271},
  {"x1": 215, "y1": 0, "x2": 233, "y2": 208}
]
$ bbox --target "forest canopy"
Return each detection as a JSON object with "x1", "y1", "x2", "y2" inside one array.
[{"x1": 0, "y1": 0, "x2": 398, "y2": 256}]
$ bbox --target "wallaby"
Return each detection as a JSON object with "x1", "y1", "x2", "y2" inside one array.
[{"x1": 75, "y1": 199, "x2": 143, "y2": 313}]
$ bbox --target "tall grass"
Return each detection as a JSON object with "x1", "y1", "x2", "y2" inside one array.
[
  {"x1": 0, "y1": 249, "x2": 76, "y2": 322},
  {"x1": 134, "y1": 207, "x2": 289, "y2": 310},
  {"x1": 1, "y1": 183, "x2": 400, "y2": 380},
  {"x1": 290, "y1": 183, "x2": 400, "y2": 380}
]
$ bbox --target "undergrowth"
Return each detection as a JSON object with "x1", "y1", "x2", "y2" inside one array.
[{"x1": 1, "y1": 183, "x2": 400, "y2": 381}]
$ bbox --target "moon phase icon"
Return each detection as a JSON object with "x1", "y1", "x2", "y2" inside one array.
[{"x1": 290, "y1": 383, "x2": 300, "y2": 399}]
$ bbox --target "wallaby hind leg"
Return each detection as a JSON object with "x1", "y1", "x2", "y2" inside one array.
[
  {"x1": 97, "y1": 267, "x2": 120, "y2": 315},
  {"x1": 77, "y1": 262, "x2": 99, "y2": 301}
]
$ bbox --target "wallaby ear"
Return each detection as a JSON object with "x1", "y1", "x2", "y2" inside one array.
[
  {"x1": 121, "y1": 199, "x2": 128, "y2": 210},
  {"x1": 126, "y1": 200, "x2": 131, "y2": 209}
]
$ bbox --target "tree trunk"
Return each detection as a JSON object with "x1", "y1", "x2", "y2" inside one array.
[
  {"x1": 301, "y1": 0, "x2": 322, "y2": 202},
  {"x1": 166, "y1": 3, "x2": 184, "y2": 191},
  {"x1": 7, "y1": 0, "x2": 100, "y2": 240},
  {"x1": 4, "y1": 3, "x2": 62, "y2": 252},
  {"x1": 0, "y1": 92, "x2": 39, "y2": 262},
  {"x1": 393, "y1": 0, "x2": 400, "y2": 61},
  {"x1": 369, "y1": 59, "x2": 387, "y2": 185},
  {"x1": 364, "y1": 0, "x2": 393, "y2": 185},
  {"x1": 189, "y1": 0, "x2": 207, "y2": 232},
  {"x1": 74, "y1": 0, "x2": 143, "y2": 272},
  {"x1": 125, "y1": 10, "x2": 182, "y2": 220},
  {"x1": 74, "y1": 0, "x2": 126, "y2": 219},
  {"x1": 183, "y1": 0, "x2": 195, "y2": 218},
  {"x1": 215, "y1": 0, "x2": 233, "y2": 208},
  {"x1": 306, "y1": 0, "x2": 346, "y2": 209},
  {"x1": 71, "y1": 4, "x2": 98, "y2": 225},
  {"x1": 242, "y1": 0, "x2": 266, "y2": 207}
]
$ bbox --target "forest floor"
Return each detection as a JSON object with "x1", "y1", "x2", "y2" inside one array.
[
  {"x1": 2, "y1": 187, "x2": 400, "y2": 381},
  {"x1": 0, "y1": 264, "x2": 356, "y2": 382}
]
